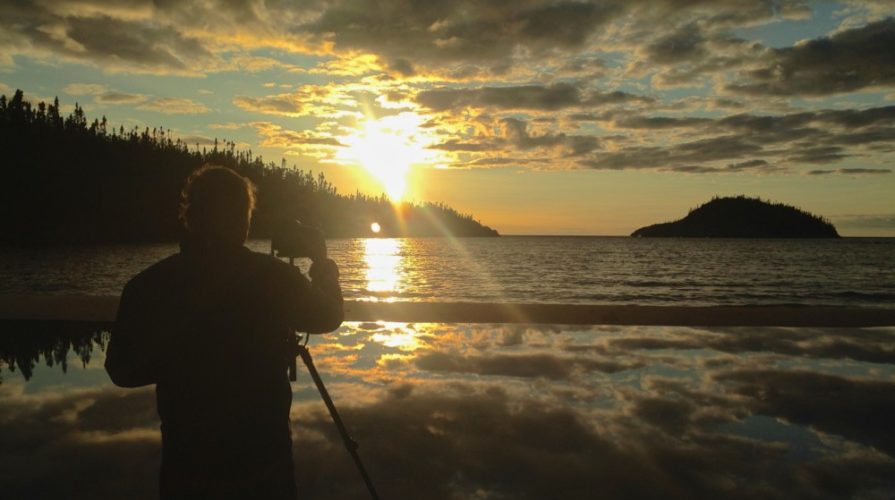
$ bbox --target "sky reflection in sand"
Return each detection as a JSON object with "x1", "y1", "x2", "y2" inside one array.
[{"x1": 2, "y1": 323, "x2": 894, "y2": 499}]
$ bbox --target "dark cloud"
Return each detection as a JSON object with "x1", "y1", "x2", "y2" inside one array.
[
  {"x1": 502, "y1": 118, "x2": 600, "y2": 156},
  {"x1": 718, "y1": 369, "x2": 895, "y2": 456},
  {"x1": 6, "y1": 376, "x2": 889, "y2": 500},
  {"x1": 727, "y1": 159, "x2": 771, "y2": 170},
  {"x1": 417, "y1": 83, "x2": 582, "y2": 112},
  {"x1": 416, "y1": 84, "x2": 655, "y2": 112},
  {"x1": 300, "y1": 0, "x2": 623, "y2": 69},
  {"x1": 388, "y1": 58, "x2": 415, "y2": 76},
  {"x1": 582, "y1": 135, "x2": 762, "y2": 170},
  {"x1": 0, "y1": 3, "x2": 216, "y2": 73},
  {"x1": 605, "y1": 326, "x2": 895, "y2": 364},
  {"x1": 808, "y1": 167, "x2": 892, "y2": 175},
  {"x1": 95, "y1": 91, "x2": 148, "y2": 104},
  {"x1": 415, "y1": 351, "x2": 638, "y2": 379},
  {"x1": 646, "y1": 23, "x2": 707, "y2": 64},
  {"x1": 429, "y1": 140, "x2": 495, "y2": 152},
  {"x1": 789, "y1": 145, "x2": 847, "y2": 164},
  {"x1": 575, "y1": 105, "x2": 895, "y2": 171},
  {"x1": 584, "y1": 90, "x2": 656, "y2": 106},
  {"x1": 728, "y1": 17, "x2": 895, "y2": 96},
  {"x1": 613, "y1": 115, "x2": 712, "y2": 129},
  {"x1": 0, "y1": 386, "x2": 161, "y2": 500}
]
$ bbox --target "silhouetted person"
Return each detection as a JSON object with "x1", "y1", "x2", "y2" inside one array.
[{"x1": 105, "y1": 165, "x2": 343, "y2": 499}]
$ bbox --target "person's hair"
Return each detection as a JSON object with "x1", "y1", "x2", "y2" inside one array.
[{"x1": 179, "y1": 165, "x2": 256, "y2": 244}]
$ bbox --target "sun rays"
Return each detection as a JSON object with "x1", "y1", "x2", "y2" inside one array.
[{"x1": 334, "y1": 113, "x2": 440, "y2": 201}]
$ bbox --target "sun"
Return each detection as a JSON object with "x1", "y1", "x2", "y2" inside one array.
[
  {"x1": 370, "y1": 222, "x2": 381, "y2": 233},
  {"x1": 335, "y1": 113, "x2": 437, "y2": 201}
]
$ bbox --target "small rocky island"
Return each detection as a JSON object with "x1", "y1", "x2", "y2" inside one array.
[{"x1": 631, "y1": 196, "x2": 840, "y2": 238}]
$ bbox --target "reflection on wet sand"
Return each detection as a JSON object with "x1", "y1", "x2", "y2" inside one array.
[{"x1": 2, "y1": 323, "x2": 894, "y2": 499}]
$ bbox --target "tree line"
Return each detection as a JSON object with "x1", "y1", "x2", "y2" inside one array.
[{"x1": 0, "y1": 90, "x2": 498, "y2": 244}]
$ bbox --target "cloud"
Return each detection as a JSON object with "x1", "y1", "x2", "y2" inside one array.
[
  {"x1": 136, "y1": 97, "x2": 210, "y2": 114},
  {"x1": 250, "y1": 122, "x2": 343, "y2": 151},
  {"x1": 5, "y1": 3, "x2": 895, "y2": 177},
  {"x1": 415, "y1": 351, "x2": 638, "y2": 380},
  {"x1": 96, "y1": 91, "x2": 148, "y2": 104},
  {"x1": 417, "y1": 83, "x2": 583, "y2": 112},
  {"x1": 234, "y1": 93, "x2": 307, "y2": 116},
  {"x1": 581, "y1": 135, "x2": 763, "y2": 171},
  {"x1": 4, "y1": 321, "x2": 895, "y2": 499},
  {"x1": 807, "y1": 167, "x2": 891, "y2": 175},
  {"x1": 718, "y1": 369, "x2": 895, "y2": 456},
  {"x1": 605, "y1": 326, "x2": 895, "y2": 365},
  {"x1": 571, "y1": 105, "x2": 895, "y2": 172},
  {"x1": 300, "y1": 0, "x2": 623, "y2": 71},
  {"x1": 0, "y1": 4, "x2": 217, "y2": 75},
  {"x1": 416, "y1": 84, "x2": 654, "y2": 113},
  {"x1": 429, "y1": 140, "x2": 495, "y2": 152},
  {"x1": 728, "y1": 17, "x2": 895, "y2": 96},
  {"x1": 612, "y1": 115, "x2": 712, "y2": 129},
  {"x1": 63, "y1": 83, "x2": 107, "y2": 96},
  {"x1": 645, "y1": 23, "x2": 707, "y2": 64}
]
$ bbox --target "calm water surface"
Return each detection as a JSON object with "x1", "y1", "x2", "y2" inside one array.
[
  {"x1": 1, "y1": 236, "x2": 893, "y2": 307},
  {"x1": 2, "y1": 237, "x2": 894, "y2": 498}
]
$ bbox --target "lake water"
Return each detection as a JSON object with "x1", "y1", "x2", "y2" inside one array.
[
  {"x1": 1, "y1": 237, "x2": 894, "y2": 499},
  {"x1": 2, "y1": 236, "x2": 894, "y2": 307}
]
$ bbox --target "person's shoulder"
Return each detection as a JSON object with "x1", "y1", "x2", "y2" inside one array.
[{"x1": 124, "y1": 253, "x2": 183, "y2": 292}]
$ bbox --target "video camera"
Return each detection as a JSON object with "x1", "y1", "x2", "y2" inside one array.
[{"x1": 270, "y1": 220, "x2": 326, "y2": 260}]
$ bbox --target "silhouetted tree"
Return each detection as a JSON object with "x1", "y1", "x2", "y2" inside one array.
[{"x1": 0, "y1": 90, "x2": 499, "y2": 244}]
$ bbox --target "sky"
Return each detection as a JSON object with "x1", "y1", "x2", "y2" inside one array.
[{"x1": 1, "y1": 0, "x2": 894, "y2": 236}]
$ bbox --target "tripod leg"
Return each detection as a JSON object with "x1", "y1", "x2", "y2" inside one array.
[{"x1": 296, "y1": 346, "x2": 381, "y2": 500}]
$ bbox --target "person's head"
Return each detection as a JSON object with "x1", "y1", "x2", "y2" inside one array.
[{"x1": 179, "y1": 165, "x2": 256, "y2": 246}]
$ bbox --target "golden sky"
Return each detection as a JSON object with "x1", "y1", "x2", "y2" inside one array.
[{"x1": 2, "y1": 0, "x2": 895, "y2": 235}]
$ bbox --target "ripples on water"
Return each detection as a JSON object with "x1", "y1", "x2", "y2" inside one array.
[
  {"x1": 2, "y1": 237, "x2": 895, "y2": 498},
  {"x1": 2, "y1": 236, "x2": 893, "y2": 307}
]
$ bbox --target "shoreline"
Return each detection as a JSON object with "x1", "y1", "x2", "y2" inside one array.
[{"x1": 2, "y1": 295, "x2": 894, "y2": 327}]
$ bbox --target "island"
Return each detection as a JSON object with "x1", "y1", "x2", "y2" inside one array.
[{"x1": 631, "y1": 196, "x2": 840, "y2": 238}]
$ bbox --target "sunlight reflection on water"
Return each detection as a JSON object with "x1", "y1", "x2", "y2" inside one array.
[
  {"x1": 2, "y1": 237, "x2": 894, "y2": 307},
  {"x1": 363, "y1": 238, "x2": 402, "y2": 299}
]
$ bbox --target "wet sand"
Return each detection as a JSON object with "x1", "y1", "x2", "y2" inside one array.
[{"x1": 1, "y1": 295, "x2": 894, "y2": 327}]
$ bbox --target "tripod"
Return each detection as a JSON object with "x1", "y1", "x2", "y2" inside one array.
[
  {"x1": 271, "y1": 235, "x2": 380, "y2": 499},
  {"x1": 290, "y1": 334, "x2": 381, "y2": 500}
]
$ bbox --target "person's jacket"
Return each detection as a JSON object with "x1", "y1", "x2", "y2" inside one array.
[{"x1": 105, "y1": 240, "x2": 342, "y2": 497}]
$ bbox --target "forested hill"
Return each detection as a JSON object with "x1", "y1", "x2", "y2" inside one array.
[
  {"x1": 631, "y1": 196, "x2": 840, "y2": 238},
  {"x1": 0, "y1": 90, "x2": 498, "y2": 244}
]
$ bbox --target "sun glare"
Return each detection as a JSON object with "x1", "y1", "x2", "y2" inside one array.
[{"x1": 335, "y1": 113, "x2": 438, "y2": 201}]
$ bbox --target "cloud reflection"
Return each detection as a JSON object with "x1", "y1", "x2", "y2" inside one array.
[{"x1": 2, "y1": 322, "x2": 894, "y2": 499}]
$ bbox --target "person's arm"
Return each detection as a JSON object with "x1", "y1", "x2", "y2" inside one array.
[
  {"x1": 105, "y1": 280, "x2": 161, "y2": 387},
  {"x1": 293, "y1": 257, "x2": 343, "y2": 334}
]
